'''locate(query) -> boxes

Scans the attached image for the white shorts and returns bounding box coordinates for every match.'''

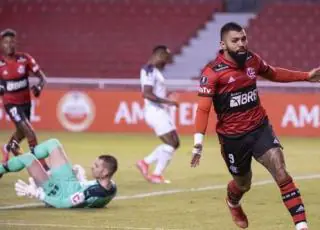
[144,106,176,136]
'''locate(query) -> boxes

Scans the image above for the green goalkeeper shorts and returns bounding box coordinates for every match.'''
[42,163,82,199]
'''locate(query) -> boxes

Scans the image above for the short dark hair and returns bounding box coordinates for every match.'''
[0,28,17,39]
[99,154,118,177]
[220,22,243,40]
[152,45,169,54]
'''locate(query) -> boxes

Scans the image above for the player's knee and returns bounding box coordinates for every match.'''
[235,178,252,192]
[45,138,62,152]
[19,153,37,167]
[238,183,251,193]
[48,138,61,147]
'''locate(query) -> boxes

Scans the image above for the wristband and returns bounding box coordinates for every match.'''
[194,133,204,145]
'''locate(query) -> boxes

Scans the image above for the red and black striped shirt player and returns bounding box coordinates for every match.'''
[0,29,49,171]
[190,22,320,230]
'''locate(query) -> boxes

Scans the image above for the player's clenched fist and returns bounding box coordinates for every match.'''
[31,84,42,97]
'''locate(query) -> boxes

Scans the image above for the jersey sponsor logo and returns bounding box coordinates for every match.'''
[246,67,256,79]
[6,78,28,92]
[198,86,212,95]
[199,75,208,86]
[57,91,95,132]
[230,88,258,108]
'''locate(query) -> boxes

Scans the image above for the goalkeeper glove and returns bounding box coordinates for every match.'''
[15,177,45,200]
[72,164,87,183]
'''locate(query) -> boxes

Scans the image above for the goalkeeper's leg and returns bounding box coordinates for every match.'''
[0,139,70,184]
[33,138,75,183]
[0,153,49,184]
[33,138,70,169]
[5,138,71,170]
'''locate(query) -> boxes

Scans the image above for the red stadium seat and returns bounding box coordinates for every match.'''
[0,0,222,78]
[247,2,319,75]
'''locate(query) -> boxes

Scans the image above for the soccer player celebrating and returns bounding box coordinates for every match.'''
[0,138,117,208]
[191,22,320,230]
[136,45,180,184]
[0,29,49,170]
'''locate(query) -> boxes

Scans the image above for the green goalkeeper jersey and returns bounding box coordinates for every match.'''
[42,179,117,209]
[74,180,117,208]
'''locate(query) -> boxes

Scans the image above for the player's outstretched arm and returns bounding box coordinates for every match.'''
[191,97,212,168]
[260,66,311,82]
[306,67,320,82]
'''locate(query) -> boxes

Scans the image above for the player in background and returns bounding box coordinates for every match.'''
[190,22,320,230]
[136,45,180,184]
[0,138,117,208]
[0,29,49,170]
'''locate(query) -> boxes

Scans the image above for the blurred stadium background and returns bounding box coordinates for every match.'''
[0,0,320,229]
[0,0,319,79]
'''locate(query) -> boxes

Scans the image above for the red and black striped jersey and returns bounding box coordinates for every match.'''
[198,50,270,136]
[0,52,40,105]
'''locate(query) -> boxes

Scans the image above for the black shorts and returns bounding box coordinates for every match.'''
[218,119,282,176]
[4,103,31,125]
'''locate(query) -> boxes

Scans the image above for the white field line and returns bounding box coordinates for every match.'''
[0,221,184,230]
[0,174,318,229]
[0,173,319,211]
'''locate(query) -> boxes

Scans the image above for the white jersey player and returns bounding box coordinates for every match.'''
[136,45,180,184]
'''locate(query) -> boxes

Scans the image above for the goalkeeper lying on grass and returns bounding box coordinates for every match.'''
[0,139,117,208]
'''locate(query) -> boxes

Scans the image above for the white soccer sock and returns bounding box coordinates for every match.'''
[153,144,175,176]
[296,222,308,230]
[144,145,163,165]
